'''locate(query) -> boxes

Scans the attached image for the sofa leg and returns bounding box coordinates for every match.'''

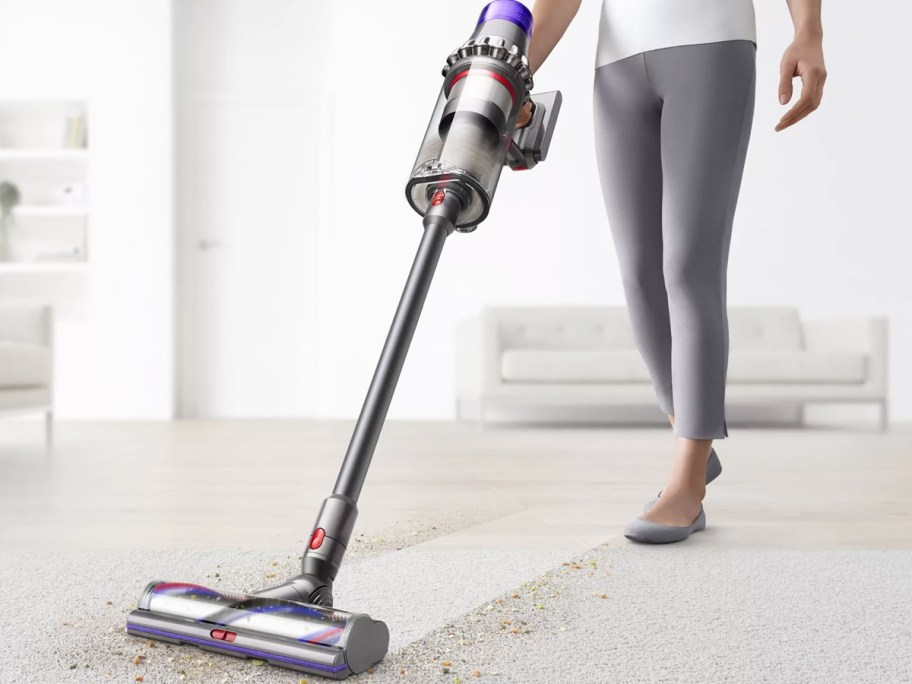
[45,411,54,446]
[879,401,889,432]
[797,404,806,427]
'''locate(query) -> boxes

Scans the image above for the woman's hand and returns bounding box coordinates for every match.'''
[776,33,827,132]
[515,100,534,129]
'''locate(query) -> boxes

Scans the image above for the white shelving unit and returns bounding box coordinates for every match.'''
[0,261,88,273]
[14,206,88,218]
[0,148,88,161]
[0,100,89,273]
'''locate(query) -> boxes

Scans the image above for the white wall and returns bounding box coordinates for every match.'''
[173,0,331,417]
[6,1,904,421]
[312,0,912,421]
[0,0,174,418]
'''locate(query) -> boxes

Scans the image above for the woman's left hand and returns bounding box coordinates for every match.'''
[776,34,827,132]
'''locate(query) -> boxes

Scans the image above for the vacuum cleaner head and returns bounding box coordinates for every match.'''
[127,581,388,679]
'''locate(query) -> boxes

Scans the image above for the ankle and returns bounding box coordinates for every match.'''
[662,481,706,500]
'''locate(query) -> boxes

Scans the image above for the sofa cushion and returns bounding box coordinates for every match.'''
[502,349,651,383]
[728,351,867,384]
[728,307,804,350]
[502,349,867,385]
[0,341,52,388]
[498,308,636,351]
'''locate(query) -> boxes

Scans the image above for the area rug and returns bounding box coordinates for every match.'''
[2,523,909,683]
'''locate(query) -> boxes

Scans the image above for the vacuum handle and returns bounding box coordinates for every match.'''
[506,90,563,171]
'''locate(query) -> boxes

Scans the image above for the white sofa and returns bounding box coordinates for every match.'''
[455,306,889,429]
[0,305,54,443]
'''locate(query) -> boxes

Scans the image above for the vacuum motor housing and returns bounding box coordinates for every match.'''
[406,0,536,231]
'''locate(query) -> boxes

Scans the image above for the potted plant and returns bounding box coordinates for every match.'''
[0,181,22,261]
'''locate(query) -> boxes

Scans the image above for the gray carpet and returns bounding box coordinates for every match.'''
[0,510,565,684]
[387,543,912,683]
[2,529,910,683]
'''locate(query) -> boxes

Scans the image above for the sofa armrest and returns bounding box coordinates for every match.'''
[804,316,888,395]
[455,309,501,397]
[0,304,53,347]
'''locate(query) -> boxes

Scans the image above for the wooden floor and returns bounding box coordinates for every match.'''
[0,420,910,553]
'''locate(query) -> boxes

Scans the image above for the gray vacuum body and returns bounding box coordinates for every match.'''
[127,1,559,678]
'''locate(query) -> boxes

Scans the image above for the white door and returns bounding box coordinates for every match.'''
[179,96,318,417]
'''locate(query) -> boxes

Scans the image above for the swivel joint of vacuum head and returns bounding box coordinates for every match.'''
[302,495,358,581]
[253,494,360,606]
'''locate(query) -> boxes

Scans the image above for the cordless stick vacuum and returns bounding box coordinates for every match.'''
[126,1,561,678]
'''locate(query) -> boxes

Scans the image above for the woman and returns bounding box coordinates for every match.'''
[517,0,827,543]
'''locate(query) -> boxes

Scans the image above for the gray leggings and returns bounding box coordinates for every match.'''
[593,40,756,440]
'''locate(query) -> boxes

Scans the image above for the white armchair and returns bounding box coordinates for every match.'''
[0,304,54,444]
[455,306,889,429]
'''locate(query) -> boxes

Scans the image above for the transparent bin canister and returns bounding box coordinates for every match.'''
[406,56,525,230]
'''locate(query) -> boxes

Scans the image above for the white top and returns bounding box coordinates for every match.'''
[595,0,757,68]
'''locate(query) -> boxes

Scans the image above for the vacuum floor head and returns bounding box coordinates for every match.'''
[127,581,388,679]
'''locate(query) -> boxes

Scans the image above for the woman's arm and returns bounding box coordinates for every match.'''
[526,0,583,75]
[776,0,827,131]
[515,0,582,127]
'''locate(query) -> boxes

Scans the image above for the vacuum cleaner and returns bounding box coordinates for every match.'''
[126,1,561,678]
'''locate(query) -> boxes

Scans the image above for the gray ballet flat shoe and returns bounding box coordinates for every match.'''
[643,448,722,512]
[624,506,706,545]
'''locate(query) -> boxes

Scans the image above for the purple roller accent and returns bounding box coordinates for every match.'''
[218,605,344,644]
[223,603,333,621]
[126,623,348,673]
[477,1,533,36]
[153,582,222,598]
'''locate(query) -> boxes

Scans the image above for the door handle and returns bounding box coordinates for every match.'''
[198,239,227,251]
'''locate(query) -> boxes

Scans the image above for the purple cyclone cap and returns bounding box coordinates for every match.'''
[477,0,534,36]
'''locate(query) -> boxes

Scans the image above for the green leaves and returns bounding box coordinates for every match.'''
[0,181,20,214]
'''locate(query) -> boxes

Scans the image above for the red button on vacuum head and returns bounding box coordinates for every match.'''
[210,629,226,640]
[309,527,326,550]
[222,631,237,642]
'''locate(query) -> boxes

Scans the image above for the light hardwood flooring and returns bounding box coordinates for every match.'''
[0,420,910,553]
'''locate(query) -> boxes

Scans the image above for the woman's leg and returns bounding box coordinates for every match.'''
[643,40,756,525]
[655,39,756,440]
[593,55,674,416]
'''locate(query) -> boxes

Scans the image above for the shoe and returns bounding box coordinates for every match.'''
[623,506,706,544]
[643,448,721,512]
